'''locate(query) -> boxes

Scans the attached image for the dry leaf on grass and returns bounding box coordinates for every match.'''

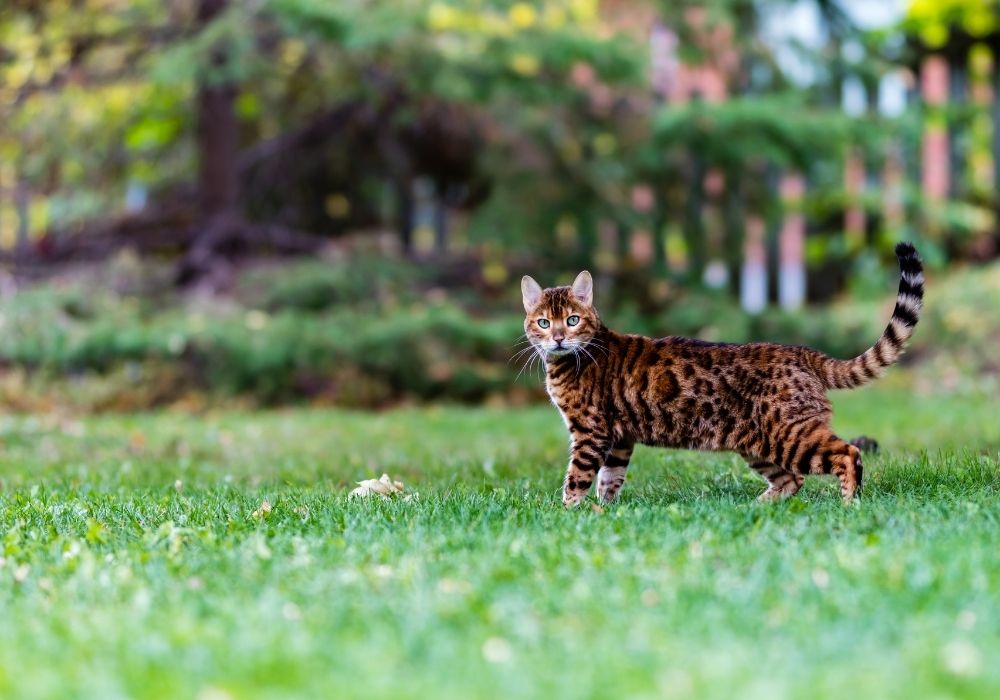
[251,499,272,518]
[349,474,417,501]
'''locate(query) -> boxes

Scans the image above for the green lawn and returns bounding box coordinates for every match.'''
[1,386,999,699]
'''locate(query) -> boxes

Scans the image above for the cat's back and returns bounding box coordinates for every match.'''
[613,333,825,399]
[643,334,817,370]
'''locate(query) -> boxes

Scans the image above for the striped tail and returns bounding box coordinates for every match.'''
[817,242,924,390]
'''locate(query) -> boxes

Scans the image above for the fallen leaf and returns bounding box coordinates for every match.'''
[350,473,414,500]
[251,499,272,518]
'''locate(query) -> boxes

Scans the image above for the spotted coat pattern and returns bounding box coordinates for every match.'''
[521,243,924,507]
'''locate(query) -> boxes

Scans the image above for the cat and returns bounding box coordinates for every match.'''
[519,243,923,507]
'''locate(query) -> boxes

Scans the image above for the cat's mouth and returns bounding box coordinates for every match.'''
[544,342,577,357]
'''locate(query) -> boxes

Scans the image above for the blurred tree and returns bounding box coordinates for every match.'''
[1,0,643,276]
[0,0,992,293]
[196,0,238,222]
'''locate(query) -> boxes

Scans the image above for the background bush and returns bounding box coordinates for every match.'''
[0,253,995,411]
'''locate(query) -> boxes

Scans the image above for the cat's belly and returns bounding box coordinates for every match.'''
[641,434,726,452]
[627,415,729,452]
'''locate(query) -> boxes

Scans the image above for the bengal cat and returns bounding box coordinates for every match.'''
[520,243,924,507]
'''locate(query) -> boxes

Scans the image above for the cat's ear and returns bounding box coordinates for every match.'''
[521,275,543,312]
[571,270,593,306]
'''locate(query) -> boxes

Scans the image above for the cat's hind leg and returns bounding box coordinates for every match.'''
[597,441,634,503]
[778,424,863,502]
[746,459,804,502]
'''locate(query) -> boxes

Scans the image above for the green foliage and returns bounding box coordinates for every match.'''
[0,254,996,409]
[649,97,854,171]
[239,256,430,312]
[1,0,993,279]
[0,261,525,407]
[905,0,1000,48]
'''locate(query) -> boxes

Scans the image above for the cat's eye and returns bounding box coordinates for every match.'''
[537,318,551,329]
[567,315,580,327]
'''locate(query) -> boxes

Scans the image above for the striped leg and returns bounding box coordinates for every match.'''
[562,431,612,508]
[778,425,864,503]
[833,441,864,502]
[597,441,634,503]
[747,459,803,502]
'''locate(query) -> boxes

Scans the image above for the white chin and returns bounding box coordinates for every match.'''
[547,347,572,356]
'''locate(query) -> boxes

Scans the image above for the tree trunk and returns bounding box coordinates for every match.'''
[171,0,240,285]
[196,0,238,222]
[396,178,414,254]
[15,178,30,258]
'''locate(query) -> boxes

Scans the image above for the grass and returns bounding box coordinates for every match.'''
[1,385,999,699]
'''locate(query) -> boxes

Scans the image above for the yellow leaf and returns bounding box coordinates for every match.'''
[593,132,617,157]
[543,6,567,29]
[509,53,540,77]
[570,0,598,23]
[325,193,351,218]
[509,3,538,29]
[428,3,458,31]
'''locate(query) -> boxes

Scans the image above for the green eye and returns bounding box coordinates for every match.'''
[537,318,550,329]
[567,315,580,326]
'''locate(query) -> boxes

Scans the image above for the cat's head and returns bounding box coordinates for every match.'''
[521,271,600,357]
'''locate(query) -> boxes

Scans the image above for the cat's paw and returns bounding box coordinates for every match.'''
[562,490,586,508]
[756,487,784,503]
[596,467,626,503]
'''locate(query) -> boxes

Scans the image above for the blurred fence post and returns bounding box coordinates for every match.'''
[844,148,865,249]
[948,58,966,196]
[778,173,805,310]
[921,55,950,205]
[125,182,149,214]
[683,155,706,283]
[882,143,905,237]
[740,215,767,313]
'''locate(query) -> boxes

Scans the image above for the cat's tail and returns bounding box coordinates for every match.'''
[814,242,924,390]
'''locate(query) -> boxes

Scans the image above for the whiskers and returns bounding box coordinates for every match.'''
[509,335,546,384]
[583,336,610,359]
[562,338,607,377]
[576,343,600,368]
[508,334,607,384]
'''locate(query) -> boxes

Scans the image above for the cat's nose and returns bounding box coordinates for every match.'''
[554,336,565,346]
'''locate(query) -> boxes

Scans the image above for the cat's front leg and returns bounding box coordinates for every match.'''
[597,441,634,503]
[562,430,611,508]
